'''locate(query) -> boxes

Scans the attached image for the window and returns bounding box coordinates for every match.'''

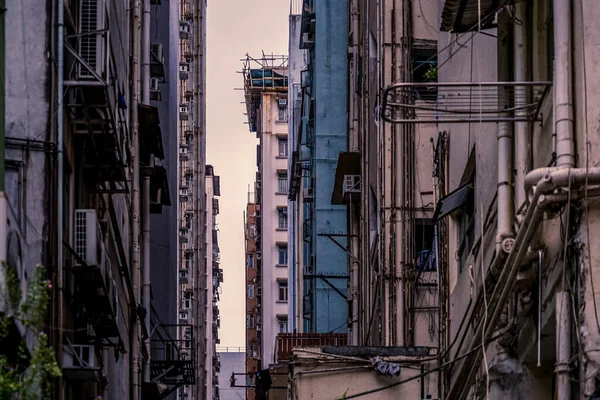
[180,269,188,279]
[185,253,192,270]
[180,311,188,320]
[247,344,254,357]
[411,44,438,99]
[278,138,288,157]
[277,173,288,194]
[184,291,192,309]
[248,254,254,268]
[278,281,288,302]
[277,245,288,265]
[414,220,436,271]
[248,284,254,299]
[278,317,288,333]
[277,106,288,122]
[278,207,288,230]
[247,314,255,329]
[249,223,256,237]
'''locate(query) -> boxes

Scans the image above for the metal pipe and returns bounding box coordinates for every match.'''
[56,0,65,396]
[497,10,514,251]
[537,250,542,367]
[554,0,574,168]
[130,0,141,397]
[141,0,151,384]
[514,0,531,210]
[348,0,360,346]
[0,0,6,266]
[556,291,572,400]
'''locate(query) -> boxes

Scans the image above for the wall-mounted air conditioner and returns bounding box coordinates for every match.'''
[77,0,107,80]
[74,209,105,267]
[180,187,188,196]
[179,62,190,80]
[179,103,190,121]
[278,98,287,107]
[150,43,164,64]
[343,175,361,194]
[179,20,190,39]
[150,77,161,101]
[63,344,96,369]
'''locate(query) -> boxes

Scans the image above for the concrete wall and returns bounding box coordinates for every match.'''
[218,350,247,400]
[260,93,289,366]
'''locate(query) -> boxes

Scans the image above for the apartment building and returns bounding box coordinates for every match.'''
[176,0,209,399]
[287,0,349,336]
[242,55,289,396]
[1,0,210,399]
[280,0,600,399]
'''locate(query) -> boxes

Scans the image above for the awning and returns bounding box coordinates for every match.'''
[432,182,473,223]
[331,152,361,205]
[440,0,500,33]
[138,104,165,160]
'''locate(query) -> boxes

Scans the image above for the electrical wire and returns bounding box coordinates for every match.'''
[343,334,502,399]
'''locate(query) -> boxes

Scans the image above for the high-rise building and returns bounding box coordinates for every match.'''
[242,55,289,398]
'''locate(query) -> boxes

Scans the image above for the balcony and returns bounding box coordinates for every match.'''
[276,333,347,363]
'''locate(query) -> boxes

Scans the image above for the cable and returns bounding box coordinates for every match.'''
[343,335,502,399]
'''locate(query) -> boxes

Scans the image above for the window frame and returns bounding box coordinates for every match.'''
[277,245,288,266]
[248,284,254,299]
[278,207,288,230]
[278,281,288,302]
[278,138,288,157]
[277,172,289,194]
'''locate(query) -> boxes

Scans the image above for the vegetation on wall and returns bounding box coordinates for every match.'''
[0,264,61,400]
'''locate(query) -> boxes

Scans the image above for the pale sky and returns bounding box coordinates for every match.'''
[207,0,290,348]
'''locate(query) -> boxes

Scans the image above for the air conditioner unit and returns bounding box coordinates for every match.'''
[179,62,190,80]
[74,209,105,267]
[180,104,190,121]
[151,43,164,64]
[302,187,313,201]
[77,0,107,80]
[63,344,96,369]
[180,188,188,196]
[304,264,313,275]
[150,78,161,101]
[150,78,160,91]
[179,20,190,39]
[343,174,361,194]
[278,98,287,107]
[180,146,188,155]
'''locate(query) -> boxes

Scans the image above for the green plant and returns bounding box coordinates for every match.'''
[0,264,61,400]
[424,65,438,82]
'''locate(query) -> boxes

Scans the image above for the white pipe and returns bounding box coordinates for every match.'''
[554,0,574,168]
[131,0,141,397]
[141,0,151,384]
[57,0,65,396]
[556,291,572,400]
[497,11,514,250]
[514,1,531,211]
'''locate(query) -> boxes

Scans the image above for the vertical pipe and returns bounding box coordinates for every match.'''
[514,1,531,211]
[556,291,571,400]
[497,11,514,250]
[553,0,574,168]
[0,0,5,265]
[141,0,151,384]
[537,250,542,367]
[130,0,141,397]
[348,0,360,346]
[56,0,65,397]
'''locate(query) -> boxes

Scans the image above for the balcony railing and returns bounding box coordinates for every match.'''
[276,333,347,362]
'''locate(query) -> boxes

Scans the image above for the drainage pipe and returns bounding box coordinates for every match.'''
[514,0,531,211]
[450,169,600,399]
[497,10,514,253]
[553,0,574,168]
[141,0,151,384]
[348,0,360,346]
[130,0,141,397]
[556,291,572,400]
[56,0,65,397]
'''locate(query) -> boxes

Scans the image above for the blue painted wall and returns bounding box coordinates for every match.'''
[309,0,349,333]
